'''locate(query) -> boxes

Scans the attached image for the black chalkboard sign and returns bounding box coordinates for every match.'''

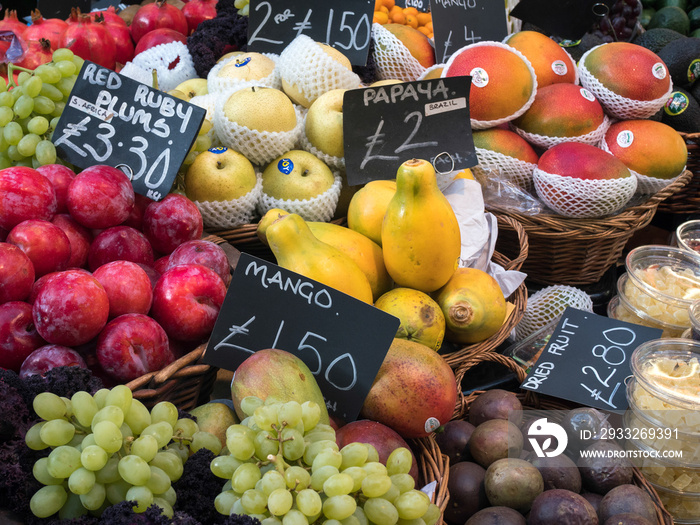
[430,0,509,64]
[509,0,616,41]
[203,253,400,422]
[394,0,431,11]
[37,0,90,20]
[520,307,663,411]
[343,76,476,186]
[52,61,206,202]
[247,0,374,66]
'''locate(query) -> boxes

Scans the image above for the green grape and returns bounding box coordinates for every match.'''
[130,434,158,463]
[80,433,97,450]
[17,133,41,157]
[7,145,26,161]
[33,391,67,421]
[51,100,65,117]
[40,83,64,102]
[343,466,367,493]
[284,465,311,490]
[301,401,322,431]
[145,465,171,495]
[227,423,256,440]
[353,506,369,525]
[323,494,357,521]
[33,95,55,115]
[382,483,400,504]
[30,485,68,518]
[80,482,106,511]
[365,444,379,463]
[141,420,173,448]
[386,448,413,476]
[190,430,222,455]
[0,91,12,107]
[118,455,151,486]
[363,461,388,477]
[165,443,189,463]
[239,3,249,15]
[23,75,43,98]
[276,401,302,428]
[253,429,278,460]
[296,488,323,516]
[17,71,31,85]
[362,472,393,498]
[92,420,123,454]
[106,478,131,505]
[94,388,110,409]
[234,0,248,8]
[36,64,62,84]
[281,427,305,461]
[126,485,154,513]
[363,497,399,525]
[161,485,177,507]
[40,418,76,447]
[324,473,355,497]
[340,442,369,470]
[259,469,286,496]
[53,47,75,62]
[59,492,88,520]
[228,432,255,461]
[68,466,96,495]
[0,76,6,92]
[240,396,264,417]
[421,503,441,525]
[182,150,198,166]
[149,451,184,482]
[73,55,85,70]
[232,462,261,493]
[13,94,34,119]
[47,445,82,479]
[124,398,151,435]
[390,473,415,493]
[282,509,309,525]
[254,403,280,431]
[304,428,337,444]
[105,384,133,414]
[211,455,244,479]
[35,139,57,165]
[91,405,124,429]
[10,86,24,104]
[152,496,175,518]
[304,439,339,466]
[71,391,98,428]
[33,457,64,486]
[394,490,430,520]
[311,465,339,491]
[266,487,293,516]
[95,456,121,484]
[0,106,13,126]
[215,490,239,515]
[241,488,267,514]
[81,444,109,471]
[57,76,76,98]
[56,59,77,78]
[199,118,213,135]
[194,134,212,152]
[150,401,178,427]
[313,448,343,471]
[174,417,198,438]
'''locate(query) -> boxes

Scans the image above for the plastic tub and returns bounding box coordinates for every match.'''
[676,219,700,255]
[623,245,700,328]
[690,300,700,342]
[648,480,700,524]
[609,283,687,338]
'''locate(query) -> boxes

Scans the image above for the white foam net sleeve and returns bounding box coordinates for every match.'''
[277,34,361,106]
[418,63,445,80]
[194,173,263,229]
[472,147,537,192]
[206,53,281,94]
[579,47,673,120]
[514,284,594,341]
[118,61,153,86]
[131,41,197,92]
[371,23,427,82]
[213,90,304,167]
[600,137,684,195]
[257,172,343,223]
[442,41,538,130]
[511,114,611,150]
[533,167,638,218]
[298,113,345,171]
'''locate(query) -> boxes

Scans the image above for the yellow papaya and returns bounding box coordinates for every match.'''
[434,267,506,344]
[381,158,461,293]
[346,179,397,246]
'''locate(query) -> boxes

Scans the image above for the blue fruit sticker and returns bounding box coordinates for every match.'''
[235,56,251,68]
[278,158,294,174]
[208,146,228,154]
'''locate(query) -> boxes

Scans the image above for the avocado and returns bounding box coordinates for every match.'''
[662,87,700,132]
[648,5,691,34]
[633,27,687,52]
[657,36,700,87]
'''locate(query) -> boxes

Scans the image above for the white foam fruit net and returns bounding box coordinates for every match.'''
[277,35,361,107]
[118,61,154,86]
[472,147,537,192]
[131,41,197,92]
[189,93,217,120]
[257,172,343,223]
[579,46,673,120]
[600,138,685,195]
[442,41,538,130]
[372,22,427,82]
[213,89,304,167]
[533,167,638,218]
[206,53,281,94]
[514,284,594,341]
[195,173,263,229]
[299,113,345,171]
[511,114,611,150]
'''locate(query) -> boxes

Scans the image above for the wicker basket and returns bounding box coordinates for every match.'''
[657,132,700,215]
[491,170,693,286]
[125,234,240,411]
[411,435,451,520]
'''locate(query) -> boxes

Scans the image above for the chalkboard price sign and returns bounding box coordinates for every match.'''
[394,0,431,10]
[53,61,206,201]
[247,0,374,65]
[520,307,663,411]
[430,0,509,64]
[343,76,476,186]
[203,253,400,422]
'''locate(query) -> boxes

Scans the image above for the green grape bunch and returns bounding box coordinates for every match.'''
[212,397,442,525]
[26,385,222,520]
[0,47,83,169]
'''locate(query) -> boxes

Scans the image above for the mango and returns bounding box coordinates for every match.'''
[189,401,239,448]
[374,287,445,350]
[434,267,507,345]
[359,338,458,439]
[381,158,461,293]
[231,348,329,424]
[347,179,397,246]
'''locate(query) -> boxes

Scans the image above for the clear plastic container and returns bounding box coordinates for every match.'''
[648,480,700,524]
[690,300,700,342]
[609,284,687,338]
[676,220,700,256]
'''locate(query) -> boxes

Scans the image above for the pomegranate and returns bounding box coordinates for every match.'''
[0,9,26,38]
[90,6,127,27]
[15,38,53,70]
[94,13,134,66]
[130,0,188,44]
[133,28,188,56]
[59,9,117,70]
[182,0,218,35]
[22,10,68,51]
